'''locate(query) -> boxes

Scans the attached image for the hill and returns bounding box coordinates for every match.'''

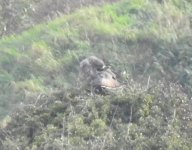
[0,0,192,149]
[0,0,192,118]
[0,0,118,37]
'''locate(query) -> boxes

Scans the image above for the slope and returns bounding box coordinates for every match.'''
[0,0,192,149]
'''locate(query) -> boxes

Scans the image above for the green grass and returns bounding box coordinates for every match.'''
[0,0,192,149]
[0,0,192,118]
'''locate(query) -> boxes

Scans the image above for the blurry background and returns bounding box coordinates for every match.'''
[0,0,192,149]
[0,0,192,122]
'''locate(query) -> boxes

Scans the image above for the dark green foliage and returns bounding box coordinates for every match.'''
[0,81,192,149]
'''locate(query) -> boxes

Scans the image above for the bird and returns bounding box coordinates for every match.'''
[79,56,120,94]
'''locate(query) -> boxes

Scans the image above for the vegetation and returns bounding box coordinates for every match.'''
[0,0,192,149]
[1,81,192,149]
[0,0,118,37]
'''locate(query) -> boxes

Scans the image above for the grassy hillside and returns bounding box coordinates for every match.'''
[0,0,192,118]
[0,0,119,37]
[0,0,192,149]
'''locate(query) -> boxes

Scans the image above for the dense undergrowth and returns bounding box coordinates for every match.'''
[0,0,192,149]
[1,80,192,149]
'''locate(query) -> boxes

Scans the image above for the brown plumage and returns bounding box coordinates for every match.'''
[79,56,120,93]
[79,56,105,84]
[100,70,120,88]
